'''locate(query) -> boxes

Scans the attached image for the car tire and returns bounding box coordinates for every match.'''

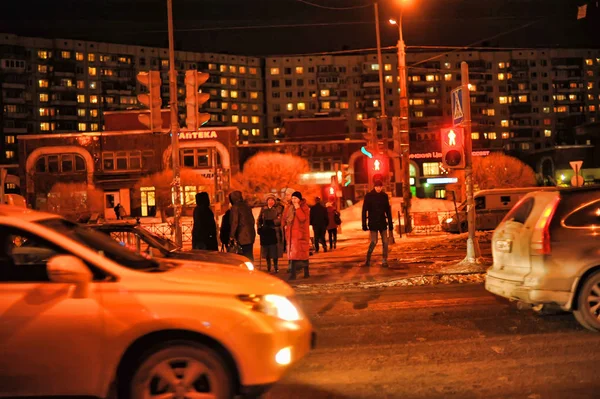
[573,271,600,332]
[127,341,234,399]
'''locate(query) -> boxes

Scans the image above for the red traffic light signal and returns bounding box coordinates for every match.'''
[440,127,465,169]
[367,155,389,183]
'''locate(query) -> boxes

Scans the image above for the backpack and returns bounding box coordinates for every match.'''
[334,210,342,225]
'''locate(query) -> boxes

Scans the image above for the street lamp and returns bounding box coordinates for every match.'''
[390,2,412,233]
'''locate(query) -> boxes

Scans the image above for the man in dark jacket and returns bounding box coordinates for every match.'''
[192,192,218,251]
[309,197,329,253]
[361,180,393,267]
[229,190,256,261]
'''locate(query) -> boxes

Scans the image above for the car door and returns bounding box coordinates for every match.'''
[0,226,105,397]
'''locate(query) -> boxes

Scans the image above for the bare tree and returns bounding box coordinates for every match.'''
[137,168,211,222]
[231,152,322,206]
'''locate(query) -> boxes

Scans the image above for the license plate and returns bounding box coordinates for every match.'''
[495,240,512,253]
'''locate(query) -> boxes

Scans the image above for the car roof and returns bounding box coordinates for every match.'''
[0,205,62,222]
[474,187,557,196]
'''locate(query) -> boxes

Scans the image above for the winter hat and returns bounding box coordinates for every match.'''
[291,191,303,200]
[374,179,383,187]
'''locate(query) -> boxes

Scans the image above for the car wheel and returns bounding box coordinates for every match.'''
[128,341,234,399]
[573,271,600,332]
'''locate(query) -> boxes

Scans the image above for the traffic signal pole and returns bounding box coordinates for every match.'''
[167,0,183,247]
[461,61,481,262]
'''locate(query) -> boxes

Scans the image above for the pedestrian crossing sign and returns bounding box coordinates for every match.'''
[451,87,464,126]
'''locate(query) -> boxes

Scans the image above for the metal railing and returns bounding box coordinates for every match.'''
[409,211,455,234]
[141,221,194,244]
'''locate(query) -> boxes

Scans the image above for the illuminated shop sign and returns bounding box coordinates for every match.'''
[179,131,218,140]
[409,150,490,160]
[426,177,459,184]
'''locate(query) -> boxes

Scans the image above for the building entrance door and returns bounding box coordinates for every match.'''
[104,191,120,219]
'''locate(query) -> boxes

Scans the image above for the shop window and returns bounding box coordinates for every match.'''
[140,187,156,217]
[423,162,440,176]
[181,148,211,169]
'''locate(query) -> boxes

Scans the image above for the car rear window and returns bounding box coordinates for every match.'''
[563,199,600,228]
[502,197,534,224]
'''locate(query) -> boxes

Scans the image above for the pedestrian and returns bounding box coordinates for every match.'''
[191,192,218,251]
[361,179,393,267]
[309,196,329,253]
[325,198,341,250]
[229,190,256,261]
[284,191,311,280]
[114,203,122,220]
[257,195,283,273]
[219,206,231,252]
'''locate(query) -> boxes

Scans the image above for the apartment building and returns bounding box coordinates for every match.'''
[0,32,264,166]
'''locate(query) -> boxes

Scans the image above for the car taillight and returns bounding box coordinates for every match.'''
[531,196,560,255]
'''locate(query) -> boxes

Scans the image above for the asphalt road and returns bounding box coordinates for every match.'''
[264,283,600,399]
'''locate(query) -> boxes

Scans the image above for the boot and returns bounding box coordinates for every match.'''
[304,262,310,278]
[266,259,272,273]
[274,259,279,273]
[289,261,297,280]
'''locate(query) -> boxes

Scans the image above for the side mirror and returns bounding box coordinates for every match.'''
[47,255,93,299]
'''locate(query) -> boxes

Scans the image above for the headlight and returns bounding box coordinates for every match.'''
[238,294,301,321]
[243,261,254,271]
[445,218,454,224]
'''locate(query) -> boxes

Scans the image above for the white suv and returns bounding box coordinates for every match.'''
[0,206,313,398]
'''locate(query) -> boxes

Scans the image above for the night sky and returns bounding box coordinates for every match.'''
[2,0,599,56]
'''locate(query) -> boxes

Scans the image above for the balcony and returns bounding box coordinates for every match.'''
[2,82,26,90]
[3,127,27,134]
[3,97,25,104]
[362,81,380,88]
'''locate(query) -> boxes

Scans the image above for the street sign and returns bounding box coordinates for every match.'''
[571,175,584,187]
[451,87,464,126]
[569,160,583,172]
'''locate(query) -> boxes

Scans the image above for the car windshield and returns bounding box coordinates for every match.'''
[38,218,163,271]
[138,228,179,252]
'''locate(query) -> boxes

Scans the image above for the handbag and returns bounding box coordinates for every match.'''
[227,239,244,255]
[333,211,342,225]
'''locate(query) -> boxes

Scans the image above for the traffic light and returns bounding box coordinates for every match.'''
[361,118,378,152]
[440,127,465,169]
[341,164,351,187]
[367,155,389,183]
[137,71,162,132]
[185,70,211,131]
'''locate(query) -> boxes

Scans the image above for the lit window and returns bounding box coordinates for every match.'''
[38,50,49,59]
[89,81,97,89]
[37,65,47,73]
[250,129,260,136]
[61,78,73,87]
[270,67,280,75]
[423,162,440,176]
[287,103,294,111]
[371,64,380,71]
[78,123,87,132]
[340,102,349,109]
[231,115,239,123]
[544,129,552,137]
[38,79,48,88]
[88,67,97,76]
[220,77,227,85]
[499,96,508,104]
[373,100,379,107]
[239,66,246,74]
[444,73,452,81]
[385,75,393,83]
[250,92,258,99]
[426,75,435,82]
[586,59,594,66]
[322,102,331,109]
[5,136,15,144]
[410,99,424,105]
[61,51,71,59]
[252,116,260,124]
[88,53,95,62]
[501,120,509,127]
[90,109,99,117]
[472,132,480,140]
[40,122,51,131]
[555,106,567,113]
[356,113,364,120]
[590,105,597,112]
[488,132,497,140]
[296,66,304,74]
[220,65,227,72]
[544,118,551,125]
[468,84,476,92]
[252,104,259,111]
[320,89,330,97]
[230,91,238,99]
[230,78,237,85]
[78,109,86,117]
[221,102,229,110]
[90,95,98,104]
[487,109,495,116]
[502,132,510,139]
[90,123,99,131]
[298,102,306,110]
[543,107,550,113]
[5,151,14,159]
[498,62,506,68]
[241,116,249,123]
[521,143,530,150]
[229,65,237,73]
[76,80,85,89]
[221,90,229,98]
[518,95,528,103]
[384,64,392,71]
[411,75,421,82]
[414,111,423,117]
[498,73,505,80]
[444,62,451,69]
[249,67,257,75]
[39,94,49,102]
[588,82,594,90]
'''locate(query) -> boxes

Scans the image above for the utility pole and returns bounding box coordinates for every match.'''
[461,61,481,262]
[396,9,412,233]
[167,0,182,247]
[373,2,389,154]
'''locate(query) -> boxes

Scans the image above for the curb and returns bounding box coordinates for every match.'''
[292,272,486,293]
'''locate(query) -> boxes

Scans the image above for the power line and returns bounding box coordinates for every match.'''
[294,0,373,10]
[140,21,372,34]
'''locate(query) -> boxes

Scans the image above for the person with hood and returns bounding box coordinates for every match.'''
[192,192,218,251]
[219,205,231,252]
[326,198,341,250]
[284,191,311,280]
[257,195,283,273]
[229,190,256,261]
[361,179,393,267]
[309,197,329,253]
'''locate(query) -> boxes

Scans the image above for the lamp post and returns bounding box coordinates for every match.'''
[167,0,183,247]
[390,4,412,233]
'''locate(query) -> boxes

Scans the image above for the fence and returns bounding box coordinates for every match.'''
[406,211,456,235]
[141,221,194,244]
